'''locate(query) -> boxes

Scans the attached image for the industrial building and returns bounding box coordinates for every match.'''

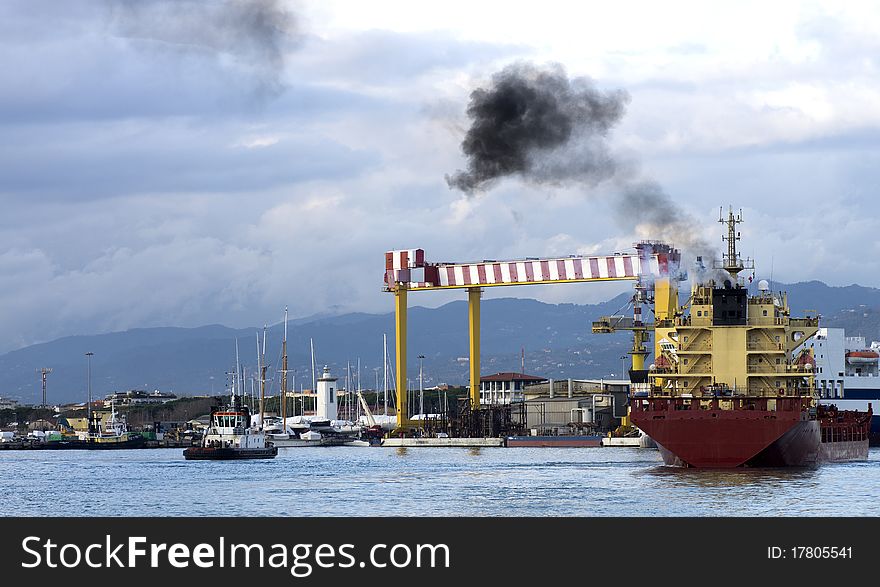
[517,378,630,435]
[478,372,546,405]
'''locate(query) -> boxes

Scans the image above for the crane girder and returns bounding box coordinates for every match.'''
[384,247,679,292]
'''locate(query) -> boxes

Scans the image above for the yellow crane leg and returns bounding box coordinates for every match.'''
[624,330,649,429]
[468,287,481,410]
[395,286,408,430]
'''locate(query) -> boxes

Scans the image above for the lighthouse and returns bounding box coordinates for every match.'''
[316,365,338,421]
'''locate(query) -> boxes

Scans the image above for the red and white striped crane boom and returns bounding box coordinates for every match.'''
[382,243,681,431]
[384,246,677,291]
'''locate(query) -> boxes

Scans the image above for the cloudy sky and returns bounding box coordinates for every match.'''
[2,0,880,353]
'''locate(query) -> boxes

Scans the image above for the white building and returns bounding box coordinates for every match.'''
[0,396,19,410]
[478,372,546,405]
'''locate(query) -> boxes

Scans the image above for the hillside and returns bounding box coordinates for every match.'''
[2,279,879,404]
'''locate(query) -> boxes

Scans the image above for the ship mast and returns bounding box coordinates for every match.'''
[718,206,748,277]
[383,333,388,415]
[234,338,241,406]
[281,307,288,430]
[259,326,267,430]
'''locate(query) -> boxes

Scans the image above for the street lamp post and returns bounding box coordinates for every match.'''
[418,354,425,417]
[85,352,94,433]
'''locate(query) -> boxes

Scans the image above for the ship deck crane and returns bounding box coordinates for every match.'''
[383,242,681,431]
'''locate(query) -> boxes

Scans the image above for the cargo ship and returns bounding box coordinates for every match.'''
[629,208,871,468]
[811,329,880,445]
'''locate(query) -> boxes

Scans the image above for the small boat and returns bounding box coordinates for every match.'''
[184,349,277,460]
[845,350,880,365]
[183,398,277,460]
[44,400,146,450]
[43,352,146,450]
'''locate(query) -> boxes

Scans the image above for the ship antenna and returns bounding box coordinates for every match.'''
[719,206,743,276]
[717,205,754,280]
[770,255,774,291]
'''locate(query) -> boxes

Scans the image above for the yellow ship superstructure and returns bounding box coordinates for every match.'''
[632,208,824,467]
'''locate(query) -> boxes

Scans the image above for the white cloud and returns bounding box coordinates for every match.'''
[2,0,880,353]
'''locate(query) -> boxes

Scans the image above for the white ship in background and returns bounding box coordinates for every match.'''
[811,327,880,445]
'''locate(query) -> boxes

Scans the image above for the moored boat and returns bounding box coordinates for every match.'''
[812,331,880,446]
[44,397,145,450]
[817,403,872,462]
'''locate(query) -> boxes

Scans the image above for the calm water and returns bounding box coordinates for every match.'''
[3,447,879,517]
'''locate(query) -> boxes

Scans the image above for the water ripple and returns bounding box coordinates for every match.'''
[2,447,878,516]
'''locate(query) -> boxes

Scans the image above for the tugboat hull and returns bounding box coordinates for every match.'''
[183,446,278,460]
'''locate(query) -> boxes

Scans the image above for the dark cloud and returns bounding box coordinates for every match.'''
[446,62,629,194]
[107,0,301,98]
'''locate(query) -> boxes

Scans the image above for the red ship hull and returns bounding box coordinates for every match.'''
[817,404,872,462]
[631,396,819,468]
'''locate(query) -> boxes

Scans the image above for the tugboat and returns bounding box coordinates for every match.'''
[45,400,146,449]
[184,360,277,460]
[43,351,146,450]
[183,397,277,460]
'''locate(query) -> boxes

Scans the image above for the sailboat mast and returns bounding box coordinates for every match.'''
[234,338,241,405]
[383,333,388,415]
[259,327,267,429]
[281,307,288,429]
[310,338,316,397]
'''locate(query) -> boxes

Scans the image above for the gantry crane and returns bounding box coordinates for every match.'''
[383,242,682,430]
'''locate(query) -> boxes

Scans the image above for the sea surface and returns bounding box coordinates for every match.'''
[3,447,879,517]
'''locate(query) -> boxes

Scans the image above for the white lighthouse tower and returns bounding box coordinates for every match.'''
[316,365,338,421]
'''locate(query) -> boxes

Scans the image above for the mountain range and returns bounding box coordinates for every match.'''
[3,279,880,405]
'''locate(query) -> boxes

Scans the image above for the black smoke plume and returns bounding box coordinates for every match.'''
[107,0,299,97]
[446,62,629,194]
[615,179,731,283]
[447,62,724,279]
